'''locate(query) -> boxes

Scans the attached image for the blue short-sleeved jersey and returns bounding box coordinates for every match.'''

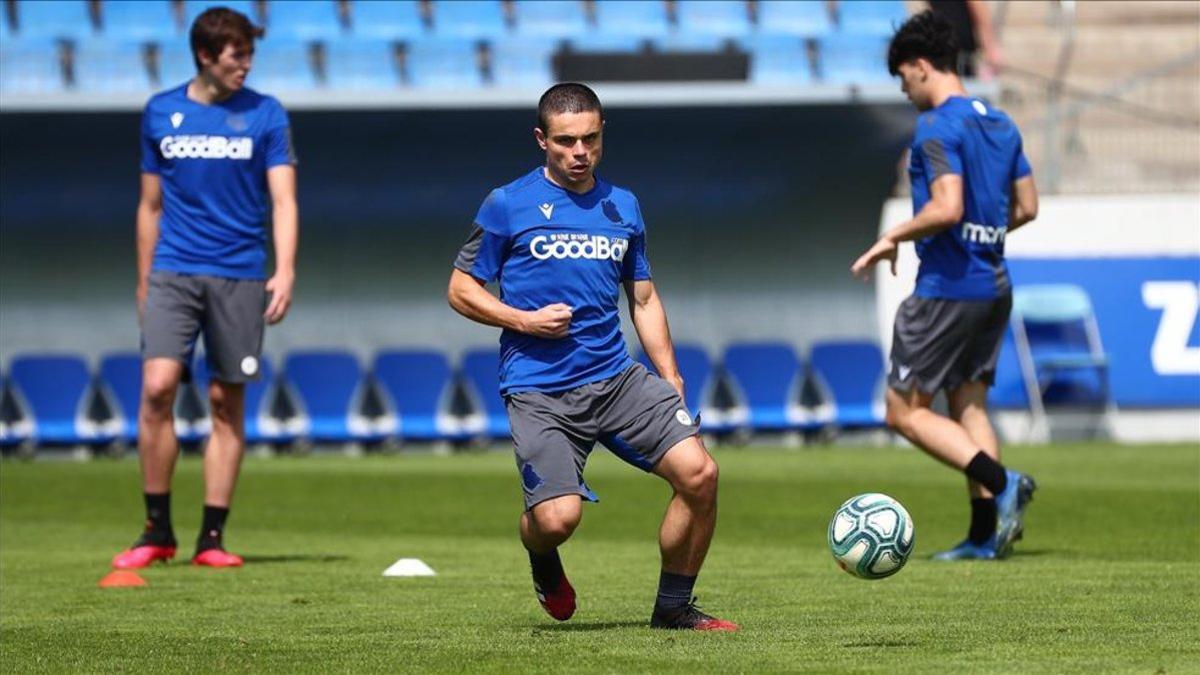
[141,83,296,280]
[454,168,652,395]
[908,96,1032,300]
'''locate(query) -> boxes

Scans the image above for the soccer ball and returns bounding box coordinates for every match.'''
[828,493,915,580]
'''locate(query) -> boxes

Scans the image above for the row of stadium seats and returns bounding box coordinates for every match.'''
[0,340,889,449]
[0,32,889,93]
[1,1,907,42]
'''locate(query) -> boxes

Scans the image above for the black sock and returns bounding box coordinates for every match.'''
[968,498,998,545]
[139,492,174,544]
[964,451,1008,495]
[196,505,230,551]
[655,571,697,611]
[528,548,564,590]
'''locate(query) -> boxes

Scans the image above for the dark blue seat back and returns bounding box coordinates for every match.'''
[721,342,802,431]
[809,340,885,427]
[461,348,509,437]
[283,350,363,441]
[636,343,713,414]
[373,349,453,441]
[9,353,94,443]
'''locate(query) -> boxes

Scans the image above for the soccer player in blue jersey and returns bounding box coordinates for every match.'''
[852,11,1040,560]
[448,84,737,631]
[112,7,298,570]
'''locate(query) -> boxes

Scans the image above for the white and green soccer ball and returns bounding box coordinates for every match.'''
[828,493,915,580]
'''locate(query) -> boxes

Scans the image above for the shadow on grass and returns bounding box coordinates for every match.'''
[240,554,350,564]
[533,620,648,632]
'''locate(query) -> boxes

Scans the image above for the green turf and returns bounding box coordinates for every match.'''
[2,443,1198,673]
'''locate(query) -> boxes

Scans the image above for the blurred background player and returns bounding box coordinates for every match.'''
[851,10,1039,560]
[447,84,736,631]
[112,6,298,569]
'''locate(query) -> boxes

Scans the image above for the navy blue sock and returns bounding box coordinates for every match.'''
[968,498,997,545]
[655,571,696,610]
[196,505,229,551]
[965,451,1008,495]
[527,548,563,590]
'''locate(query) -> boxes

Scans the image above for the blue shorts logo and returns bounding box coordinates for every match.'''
[522,463,544,491]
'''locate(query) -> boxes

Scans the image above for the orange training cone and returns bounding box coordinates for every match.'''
[99,570,147,588]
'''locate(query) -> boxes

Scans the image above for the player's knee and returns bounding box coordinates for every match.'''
[207,386,244,427]
[531,503,581,543]
[141,376,177,416]
[678,456,719,505]
[885,402,912,436]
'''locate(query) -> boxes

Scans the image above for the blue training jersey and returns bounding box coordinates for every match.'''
[454,168,652,396]
[141,83,296,280]
[908,95,1032,300]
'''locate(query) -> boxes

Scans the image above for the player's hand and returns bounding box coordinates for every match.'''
[522,303,573,338]
[851,237,898,281]
[264,270,295,324]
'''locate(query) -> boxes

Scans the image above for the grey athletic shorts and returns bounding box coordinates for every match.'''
[141,270,267,383]
[505,362,700,510]
[888,293,1012,395]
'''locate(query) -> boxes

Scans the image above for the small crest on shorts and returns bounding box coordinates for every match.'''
[897,364,911,381]
[240,356,259,376]
[675,409,693,426]
[170,112,184,129]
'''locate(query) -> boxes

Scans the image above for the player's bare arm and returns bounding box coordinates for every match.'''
[1007,175,1039,234]
[135,172,163,317]
[265,165,298,324]
[851,174,964,280]
[623,278,685,402]
[447,268,572,338]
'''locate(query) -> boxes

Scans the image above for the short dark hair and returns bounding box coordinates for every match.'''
[886,10,958,76]
[190,6,264,71]
[537,83,604,133]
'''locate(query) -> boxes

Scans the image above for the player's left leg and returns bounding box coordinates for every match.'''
[193,379,246,567]
[951,381,1001,547]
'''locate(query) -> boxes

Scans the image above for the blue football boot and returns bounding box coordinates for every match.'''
[931,537,999,561]
[995,469,1037,558]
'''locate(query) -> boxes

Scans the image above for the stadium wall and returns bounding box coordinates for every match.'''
[0,103,914,365]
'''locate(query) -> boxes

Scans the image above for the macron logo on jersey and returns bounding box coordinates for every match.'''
[160,135,254,160]
[530,233,628,262]
[962,222,1007,245]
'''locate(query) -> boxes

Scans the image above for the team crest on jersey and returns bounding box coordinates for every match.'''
[170,112,184,129]
[601,199,623,223]
[227,113,248,131]
[538,202,554,220]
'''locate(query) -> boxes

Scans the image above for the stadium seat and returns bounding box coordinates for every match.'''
[740,33,812,85]
[347,0,423,39]
[191,355,295,444]
[72,38,152,93]
[720,342,810,432]
[155,41,194,87]
[0,37,66,94]
[263,0,344,41]
[566,33,645,54]
[674,0,751,38]
[324,37,400,89]
[593,0,669,38]
[372,349,461,442]
[247,38,317,91]
[0,373,33,449]
[489,37,556,88]
[635,343,727,432]
[651,32,730,53]
[429,0,507,39]
[13,0,95,40]
[757,0,833,37]
[460,349,510,439]
[837,0,908,36]
[7,354,114,446]
[99,0,180,41]
[183,0,260,27]
[282,350,383,443]
[809,340,886,429]
[97,352,215,446]
[815,34,889,83]
[404,37,483,88]
[512,0,587,39]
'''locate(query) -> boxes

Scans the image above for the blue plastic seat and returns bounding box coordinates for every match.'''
[675,0,751,37]
[809,340,886,429]
[816,33,889,83]
[721,342,809,432]
[567,33,645,54]
[0,37,65,93]
[741,33,811,85]
[72,37,151,93]
[489,37,555,88]
[758,0,832,37]
[373,350,460,442]
[651,32,729,53]
[14,0,95,40]
[430,0,507,39]
[182,0,260,27]
[837,0,908,36]
[8,354,111,446]
[460,349,510,439]
[155,41,194,87]
[283,350,379,443]
[263,0,344,41]
[192,355,293,444]
[324,37,399,89]
[100,0,180,41]
[97,353,143,445]
[593,0,669,38]
[513,0,587,39]
[348,0,423,39]
[405,37,483,88]
[248,38,317,91]
[635,343,729,432]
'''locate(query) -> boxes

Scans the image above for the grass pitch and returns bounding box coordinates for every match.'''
[2,442,1197,673]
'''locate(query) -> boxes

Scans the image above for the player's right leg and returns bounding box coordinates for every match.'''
[521,495,582,621]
